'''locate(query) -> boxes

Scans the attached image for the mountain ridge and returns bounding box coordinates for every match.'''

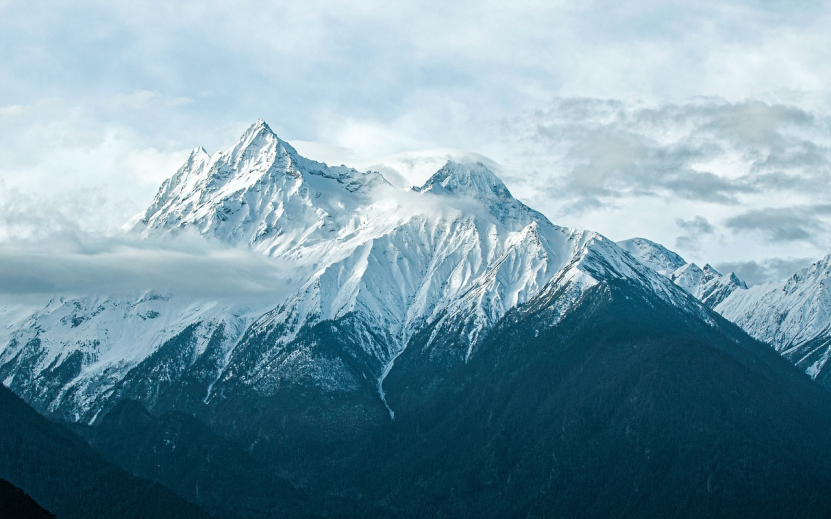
[2,121,710,425]
[3,120,831,516]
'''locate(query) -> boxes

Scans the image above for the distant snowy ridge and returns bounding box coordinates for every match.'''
[618,237,831,386]
[617,237,747,308]
[716,254,831,384]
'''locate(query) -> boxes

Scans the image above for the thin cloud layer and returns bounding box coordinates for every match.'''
[724,205,831,243]
[0,231,296,299]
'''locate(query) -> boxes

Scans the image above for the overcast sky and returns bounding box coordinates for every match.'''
[2,0,831,288]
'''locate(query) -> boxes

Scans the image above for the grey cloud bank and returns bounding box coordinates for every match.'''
[675,216,716,250]
[498,97,831,271]
[0,232,294,299]
[724,205,831,243]
[715,257,817,287]
[503,99,829,206]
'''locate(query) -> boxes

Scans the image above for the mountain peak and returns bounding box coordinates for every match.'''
[236,119,274,146]
[234,119,299,158]
[617,237,749,307]
[417,161,513,200]
[182,146,209,169]
[133,119,391,244]
[726,272,748,289]
[245,118,274,136]
[813,253,831,272]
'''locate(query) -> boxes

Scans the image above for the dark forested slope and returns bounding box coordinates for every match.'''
[0,384,210,519]
[0,478,55,519]
[356,280,831,517]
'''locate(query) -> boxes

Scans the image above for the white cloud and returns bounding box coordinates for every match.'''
[0,105,23,117]
[291,141,501,189]
[0,96,198,233]
[116,147,191,188]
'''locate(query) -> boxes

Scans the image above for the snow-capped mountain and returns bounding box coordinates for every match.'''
[617,237,831,386]
[6,120,831,517]
[618,237,747,308]
[716,255,831,385]
[0,292,268,421]
[616,238,687,277]
[130,120,392,260]
[0,121,709,423]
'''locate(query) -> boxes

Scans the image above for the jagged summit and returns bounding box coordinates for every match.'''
[717,252,831,383]
[617,237,747,308]
[620,236,831,385]
[232,119,304,167]
[243,118,275,137]
[188,146,209,160]
[783,253,831,292]
[130,120,391,251]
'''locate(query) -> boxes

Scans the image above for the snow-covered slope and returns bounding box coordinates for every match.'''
[617,238,687,276]
[618,237,747,308]
[1,122,714,422]
[671,263,747,309]
[716,255,831,384]
[0,293,268,421]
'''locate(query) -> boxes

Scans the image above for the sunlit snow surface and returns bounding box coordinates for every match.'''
[0,121,708,421]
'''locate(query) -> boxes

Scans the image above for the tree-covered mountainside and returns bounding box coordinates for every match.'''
[0,385,210,519]
[0,478,55,519]
[76,399,310,519]
[360,279,831,517]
